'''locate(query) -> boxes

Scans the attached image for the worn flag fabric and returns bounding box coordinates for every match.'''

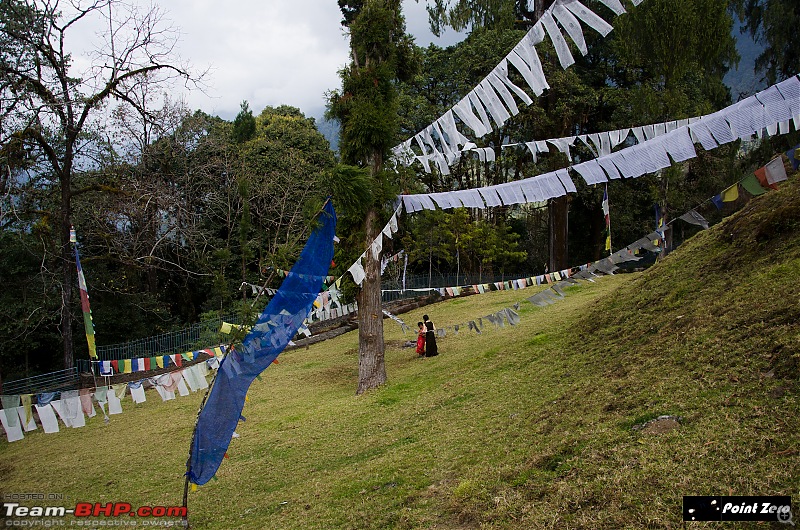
[74,244,98,359]
[188,202,337,486]
[740,174,768,196]
[764,156,788,185]
[721,184,739,203]
[679,210,710,229]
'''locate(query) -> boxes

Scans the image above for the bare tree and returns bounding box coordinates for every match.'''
[0,0,202,369]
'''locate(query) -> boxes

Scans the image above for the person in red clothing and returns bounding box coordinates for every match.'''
[415,321,426,356]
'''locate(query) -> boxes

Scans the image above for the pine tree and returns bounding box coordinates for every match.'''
[327,0,417,394]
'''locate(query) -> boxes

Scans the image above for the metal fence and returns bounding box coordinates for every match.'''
[95,313,242,360]
[380,271,543,302]
[13,270,549,385]
[2,368,80,396]
[70,313,247,373]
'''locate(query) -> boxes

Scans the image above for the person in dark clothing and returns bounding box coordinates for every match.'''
[423,314,438,357]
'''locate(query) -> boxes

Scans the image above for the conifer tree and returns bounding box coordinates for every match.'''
[328,0,417,393]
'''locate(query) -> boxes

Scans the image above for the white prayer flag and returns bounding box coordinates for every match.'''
[765,157,788,184]
[348,258,366,286]
[0,409,24,442]
[34,404,60,433]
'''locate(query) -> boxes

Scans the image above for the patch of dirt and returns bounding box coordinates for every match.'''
[385,339,415,349]
[633,415,683,435]
[641,418,681,435]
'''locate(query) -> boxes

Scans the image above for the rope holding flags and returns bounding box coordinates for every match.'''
[391,0,648,174]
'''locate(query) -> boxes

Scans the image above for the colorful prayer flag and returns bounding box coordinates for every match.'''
[721,184,739,202]
[602,185,611,252]
[73,238,98,360]
[740,174,768,196]
[754,167,778,190]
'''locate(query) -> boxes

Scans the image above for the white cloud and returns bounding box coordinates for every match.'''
[165,0,466,120]
[64,0,466,121]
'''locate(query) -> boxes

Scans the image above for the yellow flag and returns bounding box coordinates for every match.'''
[156,356,164,369]
[112,384,127,399]
[86,335,98,359]
[721,184,739,202]
[21,394,33,425]
[220,322,233,334]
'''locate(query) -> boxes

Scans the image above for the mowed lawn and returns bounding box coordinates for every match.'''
[2,182,799,530]
[2,278,634,528]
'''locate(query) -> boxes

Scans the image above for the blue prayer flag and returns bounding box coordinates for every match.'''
[188,201,336,485]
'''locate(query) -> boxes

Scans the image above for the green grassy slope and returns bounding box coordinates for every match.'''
[1,177,798,529]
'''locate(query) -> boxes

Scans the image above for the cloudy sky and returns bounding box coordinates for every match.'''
[152,0,466,122]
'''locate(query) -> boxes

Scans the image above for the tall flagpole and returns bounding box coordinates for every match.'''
[71,227,98,361]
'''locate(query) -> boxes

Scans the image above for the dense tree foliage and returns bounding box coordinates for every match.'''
[0,0,197,369]
[396,0,742,272]
[735,0,800,84]
[1,0,797,386]
[1,102,335,382]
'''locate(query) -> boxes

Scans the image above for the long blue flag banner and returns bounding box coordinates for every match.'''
[188,201,337,485]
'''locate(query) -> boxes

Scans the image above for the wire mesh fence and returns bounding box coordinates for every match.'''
[2,368,80,396]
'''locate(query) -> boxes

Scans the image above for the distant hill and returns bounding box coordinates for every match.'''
[315,117,340,153]
[725,19,768,100]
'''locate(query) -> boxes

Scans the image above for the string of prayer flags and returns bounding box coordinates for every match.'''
[346,203,402,287]
[396,76,799,210]
[391,0,643,173]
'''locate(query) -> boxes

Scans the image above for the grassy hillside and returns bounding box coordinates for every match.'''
[1,177,798,529]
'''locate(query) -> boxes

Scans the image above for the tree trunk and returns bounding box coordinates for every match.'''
[356,206,386,394]
[548,195,569,272]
